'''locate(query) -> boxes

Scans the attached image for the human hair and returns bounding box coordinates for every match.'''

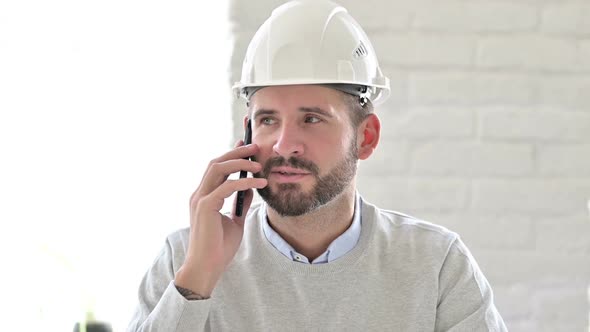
[339,91,374,129]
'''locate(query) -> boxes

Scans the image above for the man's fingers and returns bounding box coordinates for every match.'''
[210,159,262,176]
[217,178,267,199]
[200,159,263,193]
[203,177,267,208]
[211,143,259,165]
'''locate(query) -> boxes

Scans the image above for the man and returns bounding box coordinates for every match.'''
[128,0,507,331]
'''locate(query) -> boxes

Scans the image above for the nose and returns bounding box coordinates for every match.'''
[272,122,304,157]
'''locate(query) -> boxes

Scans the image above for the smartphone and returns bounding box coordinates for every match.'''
[235,119,252,217]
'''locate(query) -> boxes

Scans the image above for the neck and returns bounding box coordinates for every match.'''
[265,184,356,261]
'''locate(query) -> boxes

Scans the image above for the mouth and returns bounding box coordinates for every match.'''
[269,167,311,182]
[272,171,307,175]
[270,167,311,175]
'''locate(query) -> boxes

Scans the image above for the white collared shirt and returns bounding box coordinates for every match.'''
[261,193,362,264]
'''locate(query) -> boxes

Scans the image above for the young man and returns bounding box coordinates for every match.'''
[128,1,507,331]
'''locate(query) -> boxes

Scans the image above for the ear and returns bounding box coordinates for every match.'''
[243,114,250,129]
[356,114,380,160]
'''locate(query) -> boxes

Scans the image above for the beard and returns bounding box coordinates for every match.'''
[253,140,358,217]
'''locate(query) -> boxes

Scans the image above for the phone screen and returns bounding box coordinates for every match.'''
[235,119,252,217]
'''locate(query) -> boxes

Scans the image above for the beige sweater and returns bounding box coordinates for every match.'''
[128,197,507,331]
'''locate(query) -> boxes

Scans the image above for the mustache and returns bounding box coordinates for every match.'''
[256,156,320,178]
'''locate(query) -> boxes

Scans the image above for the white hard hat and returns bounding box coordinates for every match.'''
[233,0,390,106]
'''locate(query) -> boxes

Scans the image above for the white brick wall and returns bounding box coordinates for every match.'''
[410,142,534,176]
[480,107,590,142]
[381,106,475,139]
[410,72,535,106]
[541,3,590,36]
[478,36,581,72]
[229,0,590,330]
[538,144,590,176]
[536,76,590,109]
[413,2,538,33]
[372,34,475,67]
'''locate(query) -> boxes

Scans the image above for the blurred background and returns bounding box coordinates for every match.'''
[1,0,589,331]
[0,0,231,331]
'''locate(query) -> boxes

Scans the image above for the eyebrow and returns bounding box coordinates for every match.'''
[252,107,333,120]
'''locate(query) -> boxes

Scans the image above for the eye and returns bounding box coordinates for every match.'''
[260,117,276,125]
[305,116,321,123]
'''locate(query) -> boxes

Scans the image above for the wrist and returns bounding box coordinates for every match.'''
[174,284,210,300]
[174,264,217,298]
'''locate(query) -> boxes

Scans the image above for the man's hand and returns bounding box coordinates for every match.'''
[174,141,267,298]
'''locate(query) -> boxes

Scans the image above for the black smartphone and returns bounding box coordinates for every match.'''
[235,119,252,217]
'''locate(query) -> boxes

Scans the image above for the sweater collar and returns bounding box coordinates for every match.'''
[260,192,362,264]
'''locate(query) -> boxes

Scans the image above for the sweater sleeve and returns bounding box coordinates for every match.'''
[434,237,508,332]
[127,237,212,332]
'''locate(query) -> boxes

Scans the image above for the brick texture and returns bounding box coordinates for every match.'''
[413,2,538,33]
[541,3,590,36]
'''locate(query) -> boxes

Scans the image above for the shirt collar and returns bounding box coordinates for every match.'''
[261,192,362,264]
